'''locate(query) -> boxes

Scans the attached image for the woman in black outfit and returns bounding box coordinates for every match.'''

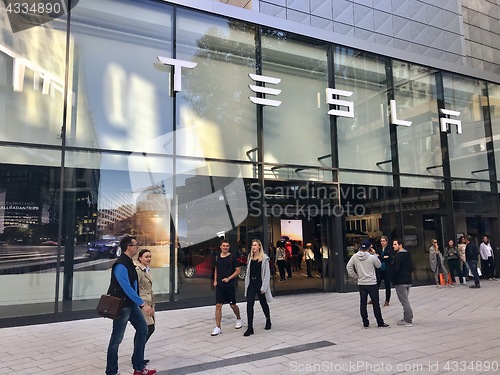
[243,239,273,336]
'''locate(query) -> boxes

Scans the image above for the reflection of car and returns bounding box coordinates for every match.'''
[87,235,122,258]
[183,247,247,279]
[41,240,58,246]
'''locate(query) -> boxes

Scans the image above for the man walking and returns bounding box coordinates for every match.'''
[211,239,243,336]
[106,236,156,375]
[466,235,481,288]
[346,240,389,328]
[392,239,413,327]
[479,236,496,280]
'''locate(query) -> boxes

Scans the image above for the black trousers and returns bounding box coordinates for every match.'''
[359,284,384,327]
[376,269,391,303]
[246,280,270,327]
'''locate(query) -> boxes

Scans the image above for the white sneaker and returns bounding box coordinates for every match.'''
[397,320,413,327]
[211,326,221,336]
[235,319,242,329]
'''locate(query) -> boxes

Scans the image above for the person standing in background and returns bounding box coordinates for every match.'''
[466,235,481,289]
[429,239,451,288]
[376,236,393,307]
[303,243,315,278]
[444,239,464,286]
[479,236,496,281]
[392,239,413,327]
[346,240,389,329]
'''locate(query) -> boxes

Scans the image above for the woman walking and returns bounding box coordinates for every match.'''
[136,249,155,363]
[244,239,273,336]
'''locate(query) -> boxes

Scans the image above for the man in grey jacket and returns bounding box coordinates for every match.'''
[346,240,389,328]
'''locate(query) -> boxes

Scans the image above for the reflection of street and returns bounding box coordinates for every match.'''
[0,245,114,274]
[0,243,171,276]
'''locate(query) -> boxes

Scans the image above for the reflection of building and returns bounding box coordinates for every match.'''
[96,192,134,234]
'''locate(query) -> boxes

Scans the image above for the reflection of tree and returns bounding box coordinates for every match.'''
[182,21,256,131]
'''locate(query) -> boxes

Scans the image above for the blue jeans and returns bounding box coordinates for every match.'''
[106,305,148,375]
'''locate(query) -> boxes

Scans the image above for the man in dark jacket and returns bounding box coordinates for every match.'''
[465,235,481,288]
[392,239,413,327]
[106,236,156,375]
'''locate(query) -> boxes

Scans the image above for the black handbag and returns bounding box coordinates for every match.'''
[96,294,124,319]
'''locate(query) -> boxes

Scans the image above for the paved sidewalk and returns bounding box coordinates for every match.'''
[1,281,499,375]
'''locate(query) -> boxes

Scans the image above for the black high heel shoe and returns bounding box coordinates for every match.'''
[243,326,254,336]
[265,318,272,330]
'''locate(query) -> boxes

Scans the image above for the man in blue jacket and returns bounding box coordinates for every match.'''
[105,236,157,375]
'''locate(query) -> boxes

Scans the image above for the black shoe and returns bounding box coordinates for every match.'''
[244,327,254,336]
[469,284,481,288]
[363,324,369,328]
[378,323,390,328]
[265,319,272,330]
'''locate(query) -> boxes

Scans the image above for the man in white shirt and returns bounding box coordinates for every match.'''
[479,236,496,280]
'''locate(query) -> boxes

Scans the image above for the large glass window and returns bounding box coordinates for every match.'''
[443,74,489,185]
[68,0,173,151]
[176,10,257,161]
[489,83,500,180]
[0,12,65,146]
[0,155,60,315]
[339,173,400,288]
[65,150,173,306]
[334,48,391,176]
[393,61,441,179]
[261,32,331,172]
[400,177,447,284]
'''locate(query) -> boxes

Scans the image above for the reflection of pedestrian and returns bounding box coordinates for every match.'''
[211,239,242,336]
[136,249,155,365]
[243,239,272,336]
[177,245,186,286]
[346,240,389,328]
[105,236,156,375]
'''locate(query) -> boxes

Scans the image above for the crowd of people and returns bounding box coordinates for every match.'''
[346,234,497,330]
[103,233,496,374]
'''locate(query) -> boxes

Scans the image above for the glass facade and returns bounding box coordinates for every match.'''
[1,0,500,324]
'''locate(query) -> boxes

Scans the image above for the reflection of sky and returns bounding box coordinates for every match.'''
[74,13,173,151]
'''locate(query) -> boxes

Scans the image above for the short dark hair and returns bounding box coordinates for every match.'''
[466,235,473,242]
[138,249,151,259]
[393,238,404,247]
[220,239,229,246]
[119,236,136,252]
